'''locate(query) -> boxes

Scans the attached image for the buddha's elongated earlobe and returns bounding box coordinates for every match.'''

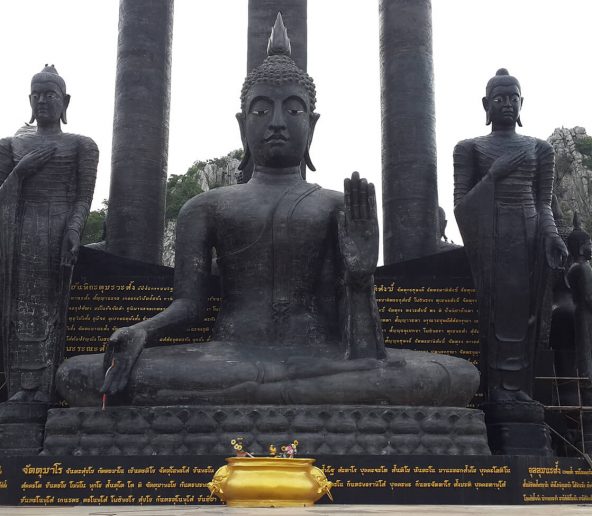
[238,146,251,171]
[305,112,320,171]
[60,94,70,124]
[29,93,35,123]
[236,112,251,170]
[482,96,491,126]
[516,97,524,127]
[304,149,315,172]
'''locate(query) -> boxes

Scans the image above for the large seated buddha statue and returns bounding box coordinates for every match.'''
[56,15,478,410]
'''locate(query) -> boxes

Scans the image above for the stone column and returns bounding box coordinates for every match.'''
[243,0,307,182]
[379,0,439,264]
[106,0,174,264]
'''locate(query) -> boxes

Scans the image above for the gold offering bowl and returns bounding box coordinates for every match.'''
[208,457,333,507]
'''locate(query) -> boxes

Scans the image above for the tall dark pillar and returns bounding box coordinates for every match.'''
[106,0,174,264]
[379,0,439,264]
[243,0,307,183]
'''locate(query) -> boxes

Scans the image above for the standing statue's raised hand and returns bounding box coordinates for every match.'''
[487,149,527,182]
[13,145,57,180]
[337,171,379,284]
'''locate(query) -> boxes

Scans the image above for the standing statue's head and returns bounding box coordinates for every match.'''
[237,13,318,171]
[482,68,523,128]
[567,212,592,261]
[29,64,70,126]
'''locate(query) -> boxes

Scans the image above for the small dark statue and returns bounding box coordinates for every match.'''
[57,14,477,408]
[0,66,98,404]
[454,69,566,454]
[437,207,460,252]
[566,216,592,406]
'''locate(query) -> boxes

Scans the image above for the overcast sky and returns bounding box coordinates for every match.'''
[0,0,590,248]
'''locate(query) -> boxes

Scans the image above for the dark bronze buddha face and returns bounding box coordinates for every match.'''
[482,69,523,128]
[489,83,522,125]
[244,82,312,169]
[29,80,69,126]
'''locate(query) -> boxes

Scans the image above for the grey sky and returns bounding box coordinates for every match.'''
[0,0,590,249]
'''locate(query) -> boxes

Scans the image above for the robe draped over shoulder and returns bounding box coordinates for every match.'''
[0,132,98,398]
[453,135,555,394]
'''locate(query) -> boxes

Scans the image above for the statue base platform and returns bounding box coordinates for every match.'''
[0,402,48,456]
[482,401,553,456]
[41,405,490,456]
[1,453,591,505]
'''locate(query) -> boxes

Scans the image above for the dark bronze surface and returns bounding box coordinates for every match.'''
[57,14,478,411]
[453,69,567,454]
[0,66,98,453]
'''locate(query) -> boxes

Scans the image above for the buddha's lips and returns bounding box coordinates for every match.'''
[265,135,288,142]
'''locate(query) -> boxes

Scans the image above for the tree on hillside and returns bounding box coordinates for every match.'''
[165,149,243,220]
[81,200,108,245]
[82,150,244,249]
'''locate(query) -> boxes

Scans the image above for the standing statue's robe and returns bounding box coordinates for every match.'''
[453,133,555,395]
[0,132,98,399]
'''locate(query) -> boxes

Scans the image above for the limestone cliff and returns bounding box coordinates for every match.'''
[162,154,241,267]
[549,126,592,233]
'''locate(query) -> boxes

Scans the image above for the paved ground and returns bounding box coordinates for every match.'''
[0,506,591,516]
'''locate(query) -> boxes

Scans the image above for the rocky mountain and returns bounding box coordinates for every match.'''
[548,126,592,233]
[162,152,241,266]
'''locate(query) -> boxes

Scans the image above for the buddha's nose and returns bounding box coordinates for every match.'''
[269,107,286,130]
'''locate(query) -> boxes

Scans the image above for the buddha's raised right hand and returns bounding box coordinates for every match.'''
[13,145,56,179]
[100,326,147,396]
[487,149,527,182]
[337,171,379,284]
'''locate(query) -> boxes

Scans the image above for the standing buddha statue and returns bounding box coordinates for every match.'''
[453,68,567,454]
[0,65,98,404]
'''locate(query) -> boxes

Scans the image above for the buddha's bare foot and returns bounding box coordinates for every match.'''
[8,390,35,402]
[32,391,50,403]
[489,387,532,403]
